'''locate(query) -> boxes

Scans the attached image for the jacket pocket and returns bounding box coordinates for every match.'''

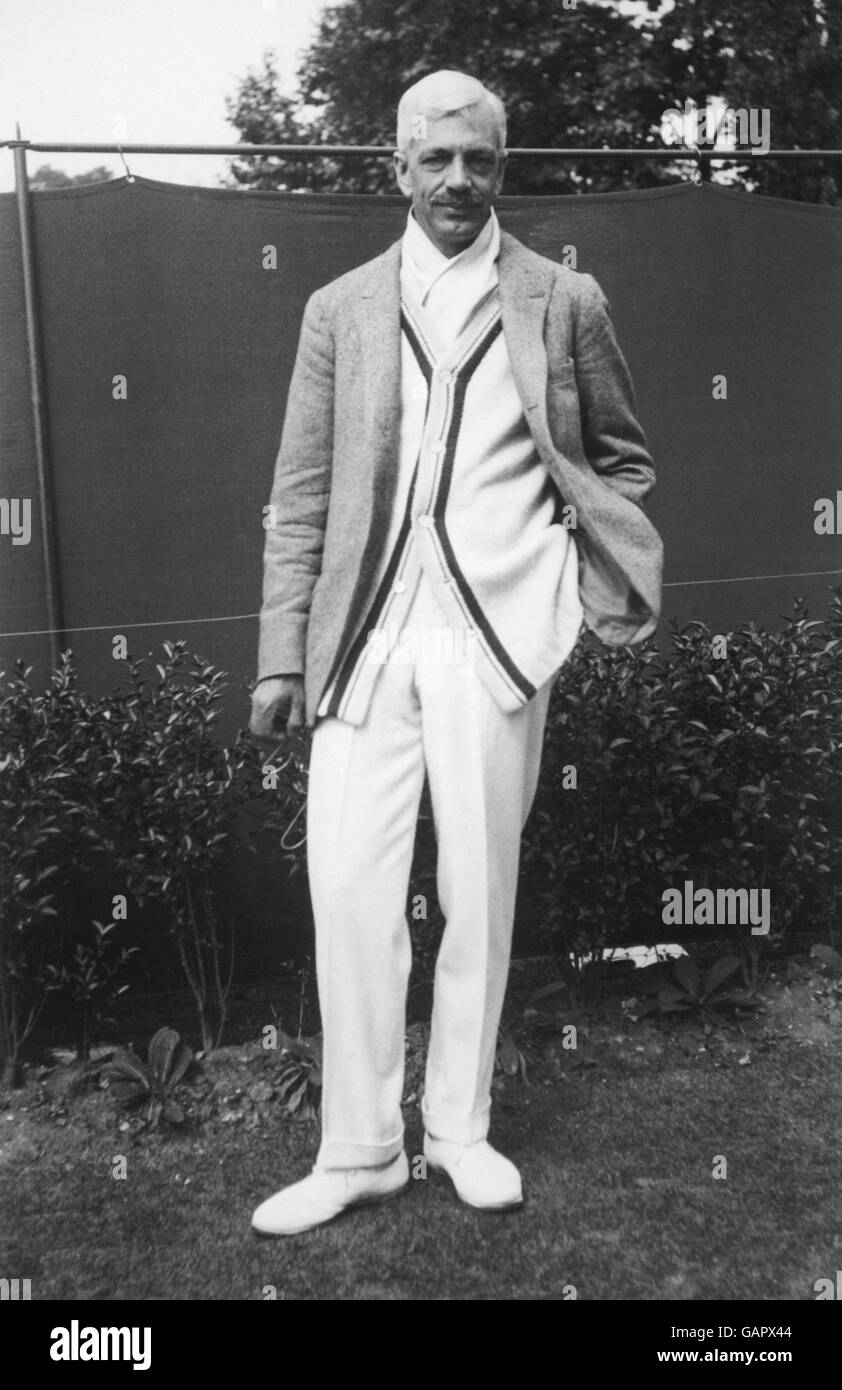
[546,371,583,456]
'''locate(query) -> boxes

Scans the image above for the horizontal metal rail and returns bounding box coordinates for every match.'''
[2,140,841,159]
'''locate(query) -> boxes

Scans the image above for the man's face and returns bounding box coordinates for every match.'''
[393,107,506,258]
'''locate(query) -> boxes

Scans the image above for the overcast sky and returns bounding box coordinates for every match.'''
[0,0,327,192]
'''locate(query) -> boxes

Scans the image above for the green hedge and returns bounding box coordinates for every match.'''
[2,593,840,1070]
[526,590,842,965]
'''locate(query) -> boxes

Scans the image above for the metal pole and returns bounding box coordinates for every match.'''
[12,126,62,669]
[4,139,842,159]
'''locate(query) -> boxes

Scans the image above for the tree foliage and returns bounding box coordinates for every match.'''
[29,165,114,190]
[651,0,841,204]
[224,0,841,202]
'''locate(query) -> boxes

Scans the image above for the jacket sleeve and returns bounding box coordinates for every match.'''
[572,273,656,510]
[257,292,335,681]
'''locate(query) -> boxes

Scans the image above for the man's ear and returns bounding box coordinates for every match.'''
[393,150,412,198]
[494,152,508,197]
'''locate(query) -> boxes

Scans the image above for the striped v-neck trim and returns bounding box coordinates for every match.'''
[402,305,535,704]
[322,298,536,720]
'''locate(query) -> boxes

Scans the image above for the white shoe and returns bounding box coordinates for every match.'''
[424,1135,523,1210]
[251,1151,409,1236]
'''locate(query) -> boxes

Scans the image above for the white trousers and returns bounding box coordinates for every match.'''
[306,571,554,1169]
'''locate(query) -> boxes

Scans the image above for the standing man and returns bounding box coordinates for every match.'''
[250,71,662,1236]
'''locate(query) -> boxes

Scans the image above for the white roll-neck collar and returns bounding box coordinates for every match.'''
[402,206,500,306]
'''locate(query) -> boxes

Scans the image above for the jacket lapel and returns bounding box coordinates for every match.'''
[355,241,403,528]
[497,230,553,418]
[342,240,404,620]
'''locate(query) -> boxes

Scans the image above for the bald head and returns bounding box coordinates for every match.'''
[396,71,507,154]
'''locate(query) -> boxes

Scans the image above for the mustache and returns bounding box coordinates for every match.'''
[432,198,483,209]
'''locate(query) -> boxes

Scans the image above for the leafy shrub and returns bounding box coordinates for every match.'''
[527,591,842,973]
[1,643,257,1063]
[105,1026,194,1126]
[43,920,138,1063]
[273,1029,322,1119]
[84,642,256,1053]
[0,657,99,1082]
[497,978,574,1082]
[4,594,839,1073]
[640,954,763,1023]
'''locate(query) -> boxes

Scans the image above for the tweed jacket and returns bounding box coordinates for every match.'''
[257,227,664,726]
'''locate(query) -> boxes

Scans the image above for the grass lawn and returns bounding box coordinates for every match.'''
[1,954,840,1301]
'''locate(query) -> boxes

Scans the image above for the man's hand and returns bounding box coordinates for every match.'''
[250,675,305,744]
